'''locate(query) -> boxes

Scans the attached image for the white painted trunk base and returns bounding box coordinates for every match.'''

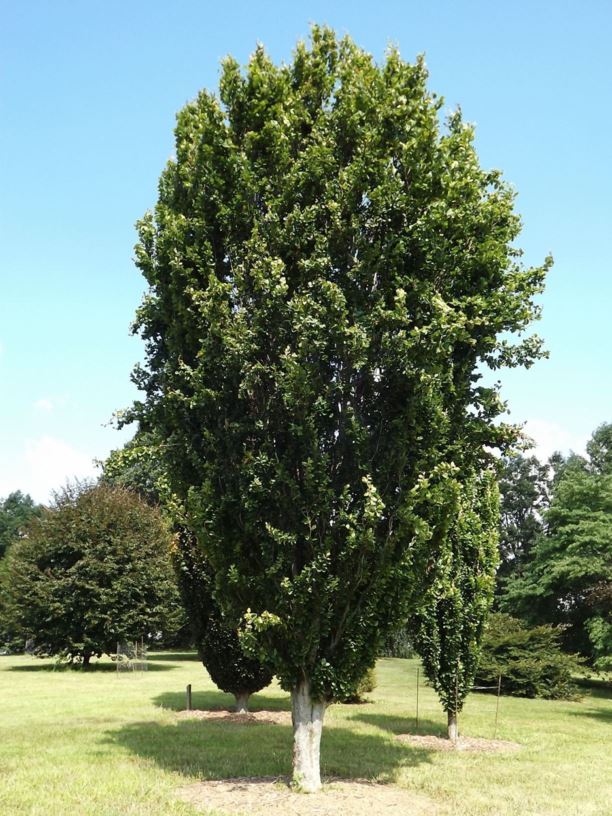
[291,680,326,793]
[234,692,250,714]
[448,711,459,742]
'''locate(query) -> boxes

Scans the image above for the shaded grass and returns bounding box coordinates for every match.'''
[1,653,611,815]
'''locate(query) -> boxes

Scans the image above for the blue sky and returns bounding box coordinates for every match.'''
[1,0,610,502]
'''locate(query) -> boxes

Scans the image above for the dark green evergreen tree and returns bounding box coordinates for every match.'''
[497,453,550,583]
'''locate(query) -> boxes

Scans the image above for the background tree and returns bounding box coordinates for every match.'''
[502,424,612,665]
[475,613,583,699]
[172,529,273,712]
[0,491,42,559]
[128,27,548,790]
[411,471,499,740]
[103,431,274,700]
[101,429,169,506]
[497,453,549,584]
[0,483,183,664]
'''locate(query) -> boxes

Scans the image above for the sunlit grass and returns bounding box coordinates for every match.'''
[1,653,610,815]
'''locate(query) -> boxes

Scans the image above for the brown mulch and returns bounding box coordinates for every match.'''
[176,709,291,726]
[176,777,439,816]
[395,733,520,753]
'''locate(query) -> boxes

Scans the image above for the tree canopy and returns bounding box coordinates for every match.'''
[497,453,550,583]
[128,27,548,789]
[0,491,42,559]
[0,483,184,664]
[502,424,612,665]
[172,529,273,711]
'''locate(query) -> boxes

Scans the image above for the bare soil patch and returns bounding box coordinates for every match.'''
[176,709,291,726]
[177,777,438,816]
[395,733,520,753]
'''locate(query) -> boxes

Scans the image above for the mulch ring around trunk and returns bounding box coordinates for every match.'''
[176,709,291,726]
[395,733,520,752]
[176,777,439,816]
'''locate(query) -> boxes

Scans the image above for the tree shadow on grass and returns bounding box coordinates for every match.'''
[350,712,447,738]
[148,651,200,662]
[568,706,612,724]
[106,715,434,784]
[155,689,291,713]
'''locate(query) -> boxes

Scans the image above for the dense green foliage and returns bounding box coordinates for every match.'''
[342,665,377,703]
[475,613,582,699]
[497,453,549,582]
[129,26,547,712]
[0,490,42,559]
[411,472,499,729]
[104,432,273,698]
[502,424,612,666]
[101,430,170,507]
[0,483,183,663]
[171,529,272,706]
[379,625,416,659]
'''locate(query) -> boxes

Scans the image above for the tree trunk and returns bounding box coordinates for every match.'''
[234,692,250,714]
[447,710,458,742]
[82,652,91,669]
[291,679,326,793]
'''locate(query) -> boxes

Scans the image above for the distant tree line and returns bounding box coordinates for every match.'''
[497,422,612,671]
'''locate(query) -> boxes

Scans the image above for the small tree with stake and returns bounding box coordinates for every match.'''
[171,529,273,712]
[128,27,548,789]
[411,471,499,740]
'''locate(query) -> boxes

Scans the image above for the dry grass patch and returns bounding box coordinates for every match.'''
[395,733,520,753]
[177,777,439,816]
[176,709,291,726]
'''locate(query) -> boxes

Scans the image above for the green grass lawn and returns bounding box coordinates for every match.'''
[1,652,610,815]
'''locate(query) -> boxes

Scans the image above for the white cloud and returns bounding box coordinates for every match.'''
[522,419,588,463]
[17,436,97,503]
[33,398,54,413]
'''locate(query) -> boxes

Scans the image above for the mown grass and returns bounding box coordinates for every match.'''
[1,652,610,815]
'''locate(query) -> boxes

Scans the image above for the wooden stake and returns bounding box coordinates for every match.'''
[186,683,192,711]
[494,674,502,739]
[415,667,420,732]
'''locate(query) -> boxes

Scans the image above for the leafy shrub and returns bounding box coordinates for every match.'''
[342,666,377,703]
[474,613,583,699]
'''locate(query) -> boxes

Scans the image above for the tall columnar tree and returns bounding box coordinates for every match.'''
[411,471,499,740]
[0,483,184,664]
[128,28,548,790]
